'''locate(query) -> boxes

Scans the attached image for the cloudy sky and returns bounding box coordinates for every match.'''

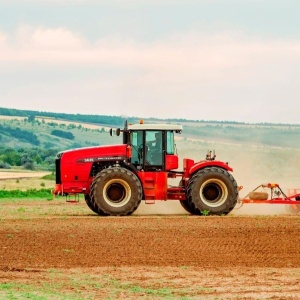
[0,0,300,123]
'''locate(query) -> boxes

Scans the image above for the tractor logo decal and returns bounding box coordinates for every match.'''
[77,156,126,163]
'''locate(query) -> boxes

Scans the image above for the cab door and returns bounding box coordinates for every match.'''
[130,130,164,171]
[145,131,163,168]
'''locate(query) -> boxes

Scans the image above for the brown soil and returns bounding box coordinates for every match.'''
[1,208,300,299]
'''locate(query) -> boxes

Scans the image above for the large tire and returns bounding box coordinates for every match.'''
[178,179,199,214]
[84,194,108,216]
[180,200,199,215]
[90,167,142,216]
[178,179,197,215]
[187,167,238,215]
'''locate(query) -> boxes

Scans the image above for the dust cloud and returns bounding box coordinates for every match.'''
[134,177,186,215]
[134,201,186,216]
[232,146,300,216]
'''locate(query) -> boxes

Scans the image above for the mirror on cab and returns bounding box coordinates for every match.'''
[109,128,121,136]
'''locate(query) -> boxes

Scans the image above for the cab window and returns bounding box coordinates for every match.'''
[130,130,164,168]
[146,131,162,165]
[130,131,143,165]
[166,131,175,154]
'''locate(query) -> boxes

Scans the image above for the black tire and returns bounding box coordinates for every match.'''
[90,167,142,216]
[178,179,198,215]
[187,167,238,215]
[84,194,108,216]
[180,200,199,215]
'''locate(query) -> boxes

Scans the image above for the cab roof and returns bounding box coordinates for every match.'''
[127,123,183,132]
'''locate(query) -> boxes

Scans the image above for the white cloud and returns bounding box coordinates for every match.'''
[1,25,300,123]
[0,31,9,52]
[2,25,300,69]
[30,27,84,50]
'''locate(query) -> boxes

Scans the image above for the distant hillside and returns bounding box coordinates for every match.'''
[0,115,120,150]
[1,106,300,149]
[0,113,121,171]
[2,106,300,127]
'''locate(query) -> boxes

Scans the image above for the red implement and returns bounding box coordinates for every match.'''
[240,183,300,205]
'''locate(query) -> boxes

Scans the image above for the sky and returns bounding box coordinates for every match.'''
[1,0,300,124]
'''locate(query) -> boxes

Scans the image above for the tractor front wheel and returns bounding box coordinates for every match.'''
[187,167,238,215]
[180,200,199,215]
[90,167,142,216]
[84,194,108,216]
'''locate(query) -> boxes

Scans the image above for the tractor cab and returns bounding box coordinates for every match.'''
[113,121,182,172]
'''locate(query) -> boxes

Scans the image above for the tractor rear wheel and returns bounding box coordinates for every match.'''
[187,167,238,215]
[178,179,199,214]
[90,167,142,216]
[84,194,108,216]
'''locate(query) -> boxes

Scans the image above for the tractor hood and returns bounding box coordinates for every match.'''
[57,144,128,164]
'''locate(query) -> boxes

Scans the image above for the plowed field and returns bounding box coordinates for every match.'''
[0,199,300,299]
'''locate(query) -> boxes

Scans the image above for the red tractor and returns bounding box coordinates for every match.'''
[53,120,239,216]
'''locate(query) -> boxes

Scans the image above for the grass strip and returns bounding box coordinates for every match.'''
[0,188,52,199]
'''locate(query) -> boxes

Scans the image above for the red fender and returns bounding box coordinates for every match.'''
[189,160,233,176]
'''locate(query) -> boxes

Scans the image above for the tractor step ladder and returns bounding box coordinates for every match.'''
[145,198,155,204]
[144,177,156,204]
[66,194,80,203]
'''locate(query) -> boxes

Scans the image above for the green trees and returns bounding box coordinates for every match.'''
[51,130,75,140]
[0,107,125,126]
[0,124,40,145]
[0,147,57,170]
[27,114,35,122]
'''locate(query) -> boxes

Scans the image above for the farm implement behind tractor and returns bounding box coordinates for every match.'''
[239,183,300,213]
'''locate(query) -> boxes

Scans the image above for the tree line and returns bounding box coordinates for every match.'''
[51,130,74,140]
[0,107,127,126]
[0,147,57,170]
